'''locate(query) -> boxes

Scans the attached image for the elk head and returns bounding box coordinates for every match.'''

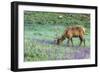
[56,35,65,45]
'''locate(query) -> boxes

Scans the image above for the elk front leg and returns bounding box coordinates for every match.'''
[67,39,70,47]
[67,38,72,47]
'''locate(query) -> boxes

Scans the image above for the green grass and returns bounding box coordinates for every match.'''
[24,25,90,61]
[24,11,90,61]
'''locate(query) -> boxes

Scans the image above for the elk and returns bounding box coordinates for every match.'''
[56,25,86,46]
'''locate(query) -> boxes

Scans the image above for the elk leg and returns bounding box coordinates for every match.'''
[67,38,72,47]
[67,39,69,46]
[83,38,85,46]
[71,38,74,46]
[79,37,83,46]
[79,36,85,47]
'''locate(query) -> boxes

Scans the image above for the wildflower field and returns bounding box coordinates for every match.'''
[24,11,90,61]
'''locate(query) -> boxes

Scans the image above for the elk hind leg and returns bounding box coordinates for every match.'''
[79,37,83,46]
[71,38,74,46]
[83,38,85,46]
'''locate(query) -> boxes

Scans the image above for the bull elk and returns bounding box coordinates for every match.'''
[56,25,86,46]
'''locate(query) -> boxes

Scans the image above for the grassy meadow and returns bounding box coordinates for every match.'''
[24,11,90,61]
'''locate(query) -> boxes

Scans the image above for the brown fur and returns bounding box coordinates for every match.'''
[56,25,85,46]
